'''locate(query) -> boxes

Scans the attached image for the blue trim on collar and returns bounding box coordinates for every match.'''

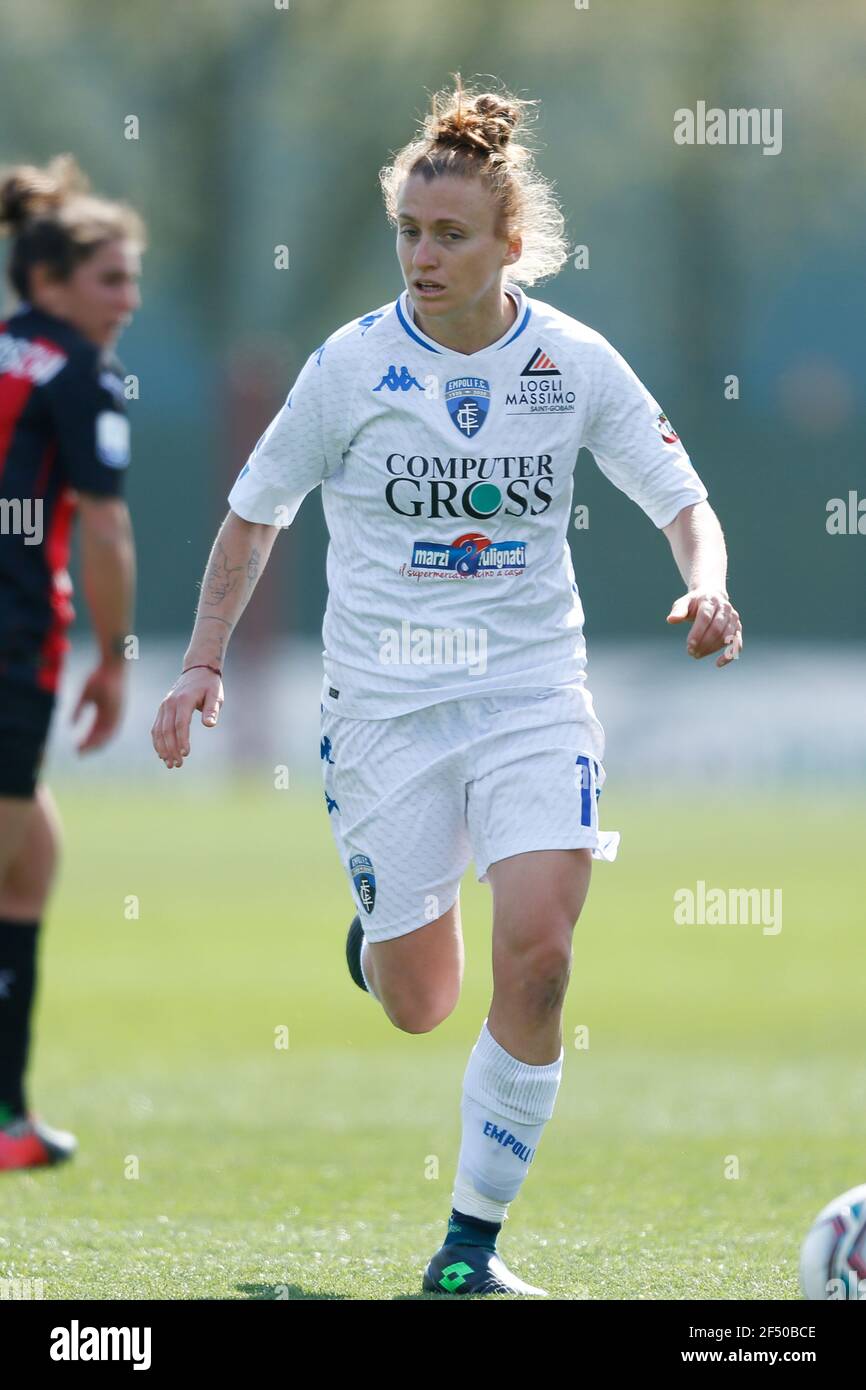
[395,294,442,352]
[503,299,532,348]
[395,289,532,356]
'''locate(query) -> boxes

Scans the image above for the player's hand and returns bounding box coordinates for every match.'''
[71,660,127,753]
[666,589,743,668]
[151,668,224,769]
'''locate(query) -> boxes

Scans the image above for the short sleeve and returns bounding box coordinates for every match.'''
[581,337,708,528]
[227,345,354,528]
[43,353,130,497]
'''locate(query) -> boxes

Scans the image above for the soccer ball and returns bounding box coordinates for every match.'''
[799,1183,866,1299]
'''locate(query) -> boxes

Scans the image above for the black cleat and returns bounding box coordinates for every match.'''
[422,1243,548,1296]
[346,914,369,992]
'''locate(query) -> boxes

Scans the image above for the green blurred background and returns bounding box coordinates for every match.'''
[3,0,864,645]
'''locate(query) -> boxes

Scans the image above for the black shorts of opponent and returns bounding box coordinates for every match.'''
[0,675,56,798]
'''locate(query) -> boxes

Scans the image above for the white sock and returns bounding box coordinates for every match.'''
[359,938,380,1001]
[452,1171,511,1225]
[453,1019,563,1207]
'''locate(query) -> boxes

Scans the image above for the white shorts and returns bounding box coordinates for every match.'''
[319,687,620,943]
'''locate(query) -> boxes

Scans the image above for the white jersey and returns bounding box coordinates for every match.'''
[227,280,708,719]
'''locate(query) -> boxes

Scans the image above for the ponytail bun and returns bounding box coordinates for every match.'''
[0,154,89,237]
[429,90,523,157]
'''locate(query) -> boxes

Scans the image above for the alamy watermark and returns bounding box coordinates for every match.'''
[0,497,43,545]
[379,619,487,675]
[674,102,782,156]
[0,1277,45,1299]
[826,491,865,535]
[674,880,782,935]
[50,1321,151,1369]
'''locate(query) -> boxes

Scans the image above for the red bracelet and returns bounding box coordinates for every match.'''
[183,663,223,677]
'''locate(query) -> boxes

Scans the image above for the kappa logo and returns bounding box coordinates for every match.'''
[505,349,575,415]
[350,853,376,914]
[374,364,423,392]
[357,311,385,336]
[445,376,490,437]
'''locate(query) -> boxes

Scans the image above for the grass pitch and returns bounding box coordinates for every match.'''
[1,778,863,1299]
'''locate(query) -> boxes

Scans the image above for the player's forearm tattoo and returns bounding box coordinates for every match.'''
[194,618,230,661]
[247,546,261,588]
[202,540,244,607]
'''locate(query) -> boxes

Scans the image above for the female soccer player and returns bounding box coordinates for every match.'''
[0,155,142,1170]
[152,78,742,1295]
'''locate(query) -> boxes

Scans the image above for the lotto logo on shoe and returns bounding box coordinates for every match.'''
[350,853,376,914]
[482,1121,535,1164]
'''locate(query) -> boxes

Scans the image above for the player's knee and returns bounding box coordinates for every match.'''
[0,862,54,917]
[528,940,572,1007]
[496,932,573,1014]
[0,791,60,915]
[384,985,459,1035]
[37,786,63,861]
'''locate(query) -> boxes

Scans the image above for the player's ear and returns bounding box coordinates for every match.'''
[28,263,56,299]
[503,234,522,265]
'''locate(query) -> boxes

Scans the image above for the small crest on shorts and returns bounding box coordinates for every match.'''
[350,853,376,914]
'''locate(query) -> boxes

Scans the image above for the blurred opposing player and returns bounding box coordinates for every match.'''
[152,77,742,1294]
[0,156,142,1170]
